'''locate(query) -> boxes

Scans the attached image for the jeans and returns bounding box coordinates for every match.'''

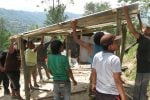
[133,73,150,100]
[53,80,71,100]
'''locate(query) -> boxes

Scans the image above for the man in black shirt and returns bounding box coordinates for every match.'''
[124,6,150,100]
[0,51,10,95]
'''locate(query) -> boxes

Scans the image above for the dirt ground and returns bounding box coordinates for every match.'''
[1,64,150,100]
[0,64,93,100]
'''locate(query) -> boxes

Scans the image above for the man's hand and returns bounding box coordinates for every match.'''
[71,20,78,30]
[123,6,129,13]
[73,80,77,86]
[91,83,96,93]
[0,66,5,72]
[9,36,16,43]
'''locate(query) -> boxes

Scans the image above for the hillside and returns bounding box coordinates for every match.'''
[0,8,81,34]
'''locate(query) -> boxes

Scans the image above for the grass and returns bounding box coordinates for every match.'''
[122,44,138,81]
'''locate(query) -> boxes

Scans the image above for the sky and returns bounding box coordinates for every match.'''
[0,0,119,14]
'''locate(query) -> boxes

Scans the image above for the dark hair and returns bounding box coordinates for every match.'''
[0,51,7,58]
[100,34,114,50]
[50,40,63,54]
[27,39,33,46]
[93,32,104,45]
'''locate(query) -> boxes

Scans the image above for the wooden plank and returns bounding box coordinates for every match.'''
[18,37,30,100]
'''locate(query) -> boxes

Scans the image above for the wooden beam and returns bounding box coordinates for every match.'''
[115,7,122,58]
[18,36,30,100]
[120,24,127,63]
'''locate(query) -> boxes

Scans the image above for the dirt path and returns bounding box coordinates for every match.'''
[0,65,92,100]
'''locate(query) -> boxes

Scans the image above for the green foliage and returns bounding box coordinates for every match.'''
[118,0,150,15]
[0,8,46,33]
[83,2,115,33]
[125,65,136,80]
[0,8,80,34]
[0,17,10,51]
[123,44,138,80]
[28,24,39,31]
[45,4,68,25]
[118,0,136,3]
[84,2,111,15]
[118,0,149,3]
[39,0,74,11]
[118,0,150,25]
[124,44,137,60]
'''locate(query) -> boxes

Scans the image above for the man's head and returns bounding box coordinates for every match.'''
[142,23,150,37]
[100,34,121,51]
[0,51,7,58]
[27,40,35,49]
[93,31,104,45]
[50,40,64,54]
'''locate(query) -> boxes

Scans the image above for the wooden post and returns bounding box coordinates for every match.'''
[65,35,69,57]
[120,24,127,64]
[116,10,122,57]
[18,36,30,100]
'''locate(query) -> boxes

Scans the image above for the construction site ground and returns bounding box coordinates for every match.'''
[0,65,92,100]
[0,64,150,100]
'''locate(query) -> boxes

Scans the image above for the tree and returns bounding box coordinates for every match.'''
[37,0,74,11]
[28,24,39,31]
[45,4,68,25]
[0,17,10,51]
[119,0,150,11]
[84,2,111,15]
[118,0,149,3]
[83,2,116,34]
[118,0,150,30]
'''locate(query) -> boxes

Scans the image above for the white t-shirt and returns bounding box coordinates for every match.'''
[92,51,121,95]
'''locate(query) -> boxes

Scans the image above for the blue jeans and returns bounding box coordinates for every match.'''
[53,80,71,100]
